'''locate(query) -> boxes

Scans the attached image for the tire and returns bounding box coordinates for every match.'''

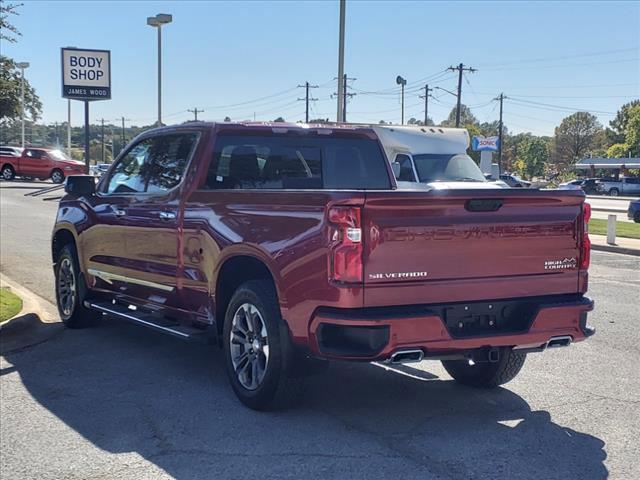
[634,212,640,224]
[222,279,302,410]
[442,348,526,388]
[51,169,65,184]
[54,244,96,328]
[1,164,15,181]
[608,188,619,197]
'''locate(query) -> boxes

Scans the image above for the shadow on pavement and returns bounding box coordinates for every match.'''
[2,319,608,479]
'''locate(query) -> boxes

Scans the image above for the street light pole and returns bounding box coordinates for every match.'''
[147,13,172,127]
[16,62,30,148]
[336,0,346,122]
[396,76,407,125]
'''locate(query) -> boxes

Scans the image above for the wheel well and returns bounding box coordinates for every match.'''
[1,163,14,171]
[52,229,76,264]
[215,256,276,334]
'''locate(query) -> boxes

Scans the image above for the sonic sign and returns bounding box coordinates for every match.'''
[472,136,500,152]
[61,47,111,100]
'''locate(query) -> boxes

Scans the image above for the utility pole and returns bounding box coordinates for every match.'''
[101,118,105,163]
[120,117,130,154]
[187,107,204,121]
[67,99,72,156]
[16,62,29,148]
[447,63,476,127]
[333,75,356,122]
[336,0,346,122]
[297,82,318,123]
[419,84,433,126]
[495,93,507,170]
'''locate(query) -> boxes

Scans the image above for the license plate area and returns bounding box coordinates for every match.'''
[441,299,539,338]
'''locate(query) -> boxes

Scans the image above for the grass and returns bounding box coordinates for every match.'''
[589,218,640,240]
[0,287,23,323]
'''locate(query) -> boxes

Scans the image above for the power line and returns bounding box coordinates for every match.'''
[187,107,204,121]
[447,63,476,127]
[297,82,319,122]
[476,47,637,67]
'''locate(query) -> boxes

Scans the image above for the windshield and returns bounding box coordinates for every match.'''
[48,149,72,161]
[412,153,486,183]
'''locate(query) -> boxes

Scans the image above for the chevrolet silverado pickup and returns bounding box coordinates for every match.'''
[1,147,85,183]
[52,122,595,410]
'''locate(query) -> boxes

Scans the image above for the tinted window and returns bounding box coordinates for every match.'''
[414,154,486,183]
[625,178,640,184]
[105,138,154,193]
[395,154,415,181]
[146,133,198,193]
[204,135,390,190]
[104,133,197,194]
[25,149,45,159]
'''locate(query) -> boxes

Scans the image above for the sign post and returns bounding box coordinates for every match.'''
[472,136,500,177]
[61,47,111,173]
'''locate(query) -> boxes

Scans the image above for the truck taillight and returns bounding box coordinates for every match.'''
[328,206,363,283]
[580,202,591,270]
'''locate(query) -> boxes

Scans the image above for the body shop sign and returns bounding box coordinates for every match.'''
[61,48,111,100]
[472,136,500,152]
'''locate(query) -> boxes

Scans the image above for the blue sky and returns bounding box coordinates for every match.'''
[4,0,639,135]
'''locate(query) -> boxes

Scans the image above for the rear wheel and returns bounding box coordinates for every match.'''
[1,165,15,181]
[55,244,96,328]
[442,348,526,388]
[51,169,65,184]
[634,212,640,223]
[223,280,302,410]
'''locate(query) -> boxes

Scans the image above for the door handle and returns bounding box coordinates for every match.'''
[113,208,126,217]
[159,211,176,221]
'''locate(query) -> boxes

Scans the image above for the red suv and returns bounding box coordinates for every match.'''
[1,147,85,183]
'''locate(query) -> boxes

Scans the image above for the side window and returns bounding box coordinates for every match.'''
[25,149,44,159]
[146,133,198,193]
[104,138,154,194]
[395,154,415,181]
[205,137,322,190]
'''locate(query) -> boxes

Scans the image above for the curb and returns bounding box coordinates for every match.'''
[0,273,63,354]
[591,208,628,214]
[591,244,640,257]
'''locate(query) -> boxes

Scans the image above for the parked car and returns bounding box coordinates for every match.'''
[499,174,532,188]
[599,177,640,196]
[0,146,23,157]
[1,147,85,183]
[628,199,640,223]
[558,178,603,195]
[52,122,594,410]
[89,163,111,177]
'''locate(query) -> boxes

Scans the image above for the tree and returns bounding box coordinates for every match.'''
[407,116,434,126]
[606,143,629,158]
[0,56,43,123]
[223,116,231,122]
[440,104,477,128]
[553,112,602,167]
[624,104,640,156]
[0,1,22,44]
[273,117,285,122]
[514,136,549,179]
[607,100,640,145]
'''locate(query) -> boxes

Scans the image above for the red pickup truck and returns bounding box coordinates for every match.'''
[52,122,594,410]
[1,147,85,183]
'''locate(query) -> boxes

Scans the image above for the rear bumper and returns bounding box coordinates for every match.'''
[308,294,594,361]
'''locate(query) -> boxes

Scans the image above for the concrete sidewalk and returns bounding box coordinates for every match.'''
[590,234,640,256]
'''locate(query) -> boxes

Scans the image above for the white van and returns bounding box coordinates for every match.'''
[372,125,506,190]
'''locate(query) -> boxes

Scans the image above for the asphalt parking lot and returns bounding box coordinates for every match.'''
[1,180,639,479]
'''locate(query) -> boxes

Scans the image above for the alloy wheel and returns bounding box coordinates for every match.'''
[229,303,270,390]
[57,257,76,317]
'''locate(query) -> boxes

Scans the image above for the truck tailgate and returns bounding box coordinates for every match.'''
[362,189,585,307]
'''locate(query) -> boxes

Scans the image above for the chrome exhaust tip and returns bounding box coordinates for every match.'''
[388,349,424,364]
[546,335,572,349]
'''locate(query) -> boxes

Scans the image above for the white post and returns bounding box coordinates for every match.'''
[157,25,162,126]
[336,0,346,122]
[20,67,25,148]
[607,214,616,245]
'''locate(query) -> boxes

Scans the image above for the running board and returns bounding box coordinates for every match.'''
[84,300,209,342]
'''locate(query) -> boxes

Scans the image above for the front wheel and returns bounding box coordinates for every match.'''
[55,244,96,328]
[51,169,65,184]
[1,165,15,181]
[609,188,619,197]
[442,348,526,388]
[634,212,640,223]
[222,280,302,410]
